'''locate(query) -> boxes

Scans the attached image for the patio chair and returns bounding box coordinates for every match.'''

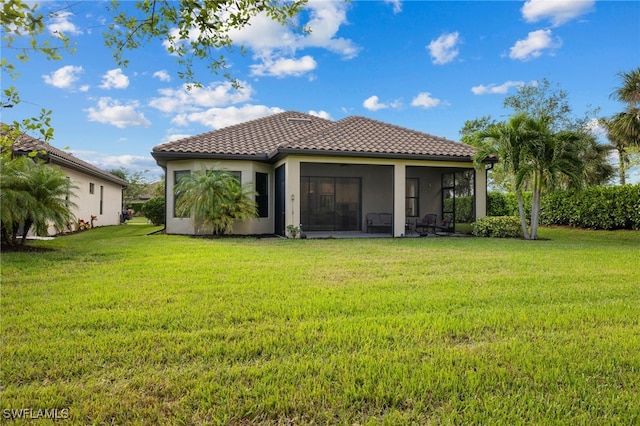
[414,213,437,233]
[432,216,454,233]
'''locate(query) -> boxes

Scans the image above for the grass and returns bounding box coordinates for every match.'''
[2,225,640,424]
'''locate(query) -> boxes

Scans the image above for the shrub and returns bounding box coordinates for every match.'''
[487,191,532,218]
[473,216,523,238]
[140,197,165,226]
[128,201,145,216]
[540,184,640,230]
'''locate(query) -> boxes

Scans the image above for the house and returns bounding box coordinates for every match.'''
[151,111,495,237]
[10,131,128,234]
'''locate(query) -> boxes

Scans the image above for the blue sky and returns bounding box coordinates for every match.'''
[2,0,639,182]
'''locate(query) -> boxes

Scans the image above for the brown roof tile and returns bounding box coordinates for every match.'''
[152,111,479,162]
[5,128,128,187]
[152,111,334,157]
[281,115,477,159]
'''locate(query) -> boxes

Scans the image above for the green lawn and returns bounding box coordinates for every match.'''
[2,226,639,424]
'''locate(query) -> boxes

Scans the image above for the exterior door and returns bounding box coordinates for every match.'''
[300,176,361,231]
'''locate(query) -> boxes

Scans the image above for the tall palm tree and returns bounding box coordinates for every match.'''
[175,167,257,236]
[601,116,632,185]
[474,114,585,240]
[517,121,584,239]
[473,113,532,239]
[608,67,640,148]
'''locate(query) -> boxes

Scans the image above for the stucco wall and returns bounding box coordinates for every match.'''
[52,164,124,233]
[164,160,273,235]
[162,156,486,236]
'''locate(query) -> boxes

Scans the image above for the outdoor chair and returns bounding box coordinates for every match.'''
[432,216,454,233]
[414,214,437,233]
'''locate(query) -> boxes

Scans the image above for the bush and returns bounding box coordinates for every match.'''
[540,184,640,230]
[128,201,145,216]
[473,216,523,238]
[487,191,532,218]
[140,197,165,226]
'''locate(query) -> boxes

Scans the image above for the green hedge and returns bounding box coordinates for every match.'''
[488,185,640,230]
[540,185,640,230]
[487,191,532,218]
[472,216,523,238]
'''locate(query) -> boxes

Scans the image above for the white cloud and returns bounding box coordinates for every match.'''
[86,97,151,128]
[70,150,161,178]
[148,81,254,114]
[42,65,83,89]
[48,11,83,37]
[411,92,442,109]
[164,133,193,143]
[509,29,561,61]
[79,85,90,92]
[250,55,317,78]
[163,0,358,78]
[308,110,332,120]
[471,81,525,95]
[363,96,388,111]
[522,0,595,27]
[153,70,171,82]
[172,105,284,129]
[293,1,359,59]
[385,0,402,14]
[428,32,461,65]
[99,69,129,90]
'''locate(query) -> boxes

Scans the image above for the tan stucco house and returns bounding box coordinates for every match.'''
[12,133,128,234]
[151,111,493,237]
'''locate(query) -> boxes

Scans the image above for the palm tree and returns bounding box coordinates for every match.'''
[1,156,76,246]
[1,157,36,245]
[175,167,257,236]
[517,122,584,239]
[608,68,640,149]
[474,113,533,238]
[474,114,585,240]
[20,159,77,244]
[600,116,632,185]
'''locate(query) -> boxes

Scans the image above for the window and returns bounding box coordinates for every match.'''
[255,172,268,218]
[99,186,104,215]
[173,170,191,218]
[405,178,419,217]
[229,171,241,184]
[89,182,95,194]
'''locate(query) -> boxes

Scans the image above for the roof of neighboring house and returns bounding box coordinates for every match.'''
[5,128,129,187]
[152,111,492,165]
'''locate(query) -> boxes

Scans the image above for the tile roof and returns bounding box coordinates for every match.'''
[280,115,477,159]
[151,111,484,163]
[5,128,128,187]
[152,111,334,158]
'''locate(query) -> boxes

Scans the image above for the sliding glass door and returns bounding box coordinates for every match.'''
[301,177,361,231]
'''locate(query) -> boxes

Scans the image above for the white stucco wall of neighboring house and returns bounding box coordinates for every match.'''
[51,164,124,234]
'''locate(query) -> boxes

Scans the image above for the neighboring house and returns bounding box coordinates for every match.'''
[11,132,128,234]
[151,111,495,237]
